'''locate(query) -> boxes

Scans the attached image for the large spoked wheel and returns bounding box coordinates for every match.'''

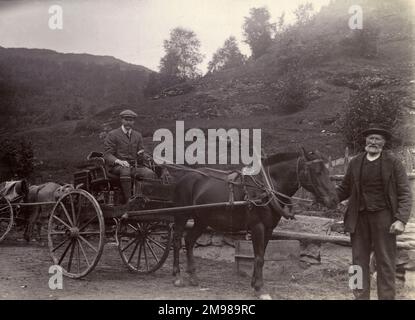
[0,195,13,242]
[116,219,173,274]
[48,189,105,278]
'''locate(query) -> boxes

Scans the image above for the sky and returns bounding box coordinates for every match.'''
[0,0,331,72]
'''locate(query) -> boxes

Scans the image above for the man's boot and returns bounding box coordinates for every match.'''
[120,176,132,205]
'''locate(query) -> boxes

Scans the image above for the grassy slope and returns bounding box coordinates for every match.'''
[11,0,415,183]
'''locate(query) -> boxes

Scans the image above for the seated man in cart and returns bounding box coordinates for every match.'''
[104,109,157,204]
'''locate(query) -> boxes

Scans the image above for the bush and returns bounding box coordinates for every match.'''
[143,73,184,98]
[0,136,34,180]
[74,118,101,135]
[274,67,309,114]
[339,21,380,59]
[336,87,407,153]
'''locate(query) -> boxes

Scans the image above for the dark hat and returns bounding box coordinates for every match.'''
[119,109,137,119]
[361,124,392,140]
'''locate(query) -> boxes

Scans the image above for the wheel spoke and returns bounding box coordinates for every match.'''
[76,194,83,224]
[67,240,76,272]
[77,238,91,267]
[69,194,77,227]
[52,215,71,230]
[145,239,159,263]
[121,237,138,253]
[128,239,140,264]
[143,240,149,271]
[128,223,138,231]
[147,235,166,250]
[79,215,97,232]
[59,202,74,226]
[79,235,98,253]
[137,241,143,269]
[136,222,146,233]
[0,206,11,213]
[77,240,81,273]
[58,240,73,265]
[52,236,71,253]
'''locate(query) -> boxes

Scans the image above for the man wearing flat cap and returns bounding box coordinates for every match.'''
[104,109,156,204]
[336,124,412,300]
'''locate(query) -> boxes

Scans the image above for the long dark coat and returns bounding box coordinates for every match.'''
[336,151,412,233]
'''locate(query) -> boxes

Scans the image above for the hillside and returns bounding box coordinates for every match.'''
[1,0,414,182]
[0,47,153,130]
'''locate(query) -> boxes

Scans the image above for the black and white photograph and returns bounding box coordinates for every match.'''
[0,0,414,303]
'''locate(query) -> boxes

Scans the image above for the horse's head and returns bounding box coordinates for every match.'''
[298,147,338,209]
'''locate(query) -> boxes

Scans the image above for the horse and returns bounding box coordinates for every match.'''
[171,147,338,299]
[23,182,73,241]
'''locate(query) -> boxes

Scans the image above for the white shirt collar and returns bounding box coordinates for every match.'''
[121,125,132,135]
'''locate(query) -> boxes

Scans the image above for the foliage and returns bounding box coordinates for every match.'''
[74,118,101,136]
[63,104,84,121]
[293,2,314,25]
[0,136,34,180]
[242,7,276,59]
[339,21,380,59]
[159,27,204,80]
[143,72,183,97]
[275,69,309,114]
[336,87,407,153]
[207,36,247,73]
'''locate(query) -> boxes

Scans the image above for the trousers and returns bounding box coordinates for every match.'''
[350,208,397,300]
[109,165,157,202]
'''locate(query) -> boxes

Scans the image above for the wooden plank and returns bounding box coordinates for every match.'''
[272,230,350,245]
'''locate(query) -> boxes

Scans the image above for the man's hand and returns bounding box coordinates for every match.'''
[115,159,130,168]
[389,220,405,235]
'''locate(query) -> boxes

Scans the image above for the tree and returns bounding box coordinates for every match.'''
[159,27,204,80]
[276,12,285,34]
[0,136,34,180]
[294,2,314,25]
[242,7,276,59]
[207,36,247,73]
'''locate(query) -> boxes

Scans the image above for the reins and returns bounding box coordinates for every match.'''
[153,154,313,204]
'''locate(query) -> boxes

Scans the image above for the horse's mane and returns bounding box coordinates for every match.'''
[262,152,300,166]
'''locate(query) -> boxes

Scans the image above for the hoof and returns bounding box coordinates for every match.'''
[173,278,185,287]
[259,293,272,300]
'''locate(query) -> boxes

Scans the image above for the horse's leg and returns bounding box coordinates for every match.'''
[24,206,39,242]
[36,206,44,241]
[184,219,206,286]
[250,222,271,299]
[172,217,186,287]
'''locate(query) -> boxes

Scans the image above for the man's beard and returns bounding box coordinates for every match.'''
[365,144,383,154]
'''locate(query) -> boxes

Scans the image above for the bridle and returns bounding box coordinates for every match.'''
[295,156,325,201]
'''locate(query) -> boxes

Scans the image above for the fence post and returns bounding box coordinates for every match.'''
[404,148,413,173]
[328,155,332,175]
[343,147,349,174]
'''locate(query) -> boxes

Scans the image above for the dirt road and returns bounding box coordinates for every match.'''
[0,234,410,300]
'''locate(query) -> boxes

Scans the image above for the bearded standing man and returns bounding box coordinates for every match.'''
[336,124,412,300]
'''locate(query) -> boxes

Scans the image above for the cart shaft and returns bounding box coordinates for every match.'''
[126,200,249,218]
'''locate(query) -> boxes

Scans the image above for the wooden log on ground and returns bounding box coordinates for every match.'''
[272,230,350,246]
